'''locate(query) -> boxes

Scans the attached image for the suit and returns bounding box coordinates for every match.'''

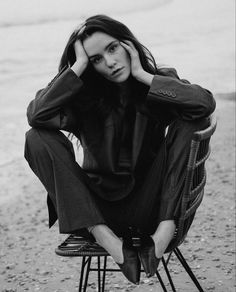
[25,67,215,234]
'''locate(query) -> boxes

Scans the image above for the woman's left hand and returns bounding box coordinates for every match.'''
[120,40,143,80]
[120,40,154,85]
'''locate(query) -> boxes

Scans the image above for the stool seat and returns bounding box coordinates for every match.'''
[55,234,108,257]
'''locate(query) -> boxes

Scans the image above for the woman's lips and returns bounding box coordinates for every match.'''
[112,67,124,76]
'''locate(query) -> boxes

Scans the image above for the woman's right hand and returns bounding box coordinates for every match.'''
[71,39,89,77]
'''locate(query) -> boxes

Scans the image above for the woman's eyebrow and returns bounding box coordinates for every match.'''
[89,41,117,59]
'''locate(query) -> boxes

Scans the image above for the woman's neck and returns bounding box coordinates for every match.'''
[117,81,131,107]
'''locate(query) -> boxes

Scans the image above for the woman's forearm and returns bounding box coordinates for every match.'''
[71,61,88,77]
[136,71,154,86]
[146,70,216,120]
[27,69,83,128]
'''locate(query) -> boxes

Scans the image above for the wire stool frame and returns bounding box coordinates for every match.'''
[55,115,217,292]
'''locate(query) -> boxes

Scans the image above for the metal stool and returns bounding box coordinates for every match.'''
[55,115,217,291]
[55,234,203,292]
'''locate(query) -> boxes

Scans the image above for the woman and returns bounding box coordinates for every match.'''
[24,14,215,284]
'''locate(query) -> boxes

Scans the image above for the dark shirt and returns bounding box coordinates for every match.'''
[118,103,136,172]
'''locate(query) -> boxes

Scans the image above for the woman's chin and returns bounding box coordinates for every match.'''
[110,73,131,84]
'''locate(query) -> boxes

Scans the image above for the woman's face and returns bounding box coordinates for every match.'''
[83,32,131,83]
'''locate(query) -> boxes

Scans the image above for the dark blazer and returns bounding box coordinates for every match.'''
[27,67,216,201]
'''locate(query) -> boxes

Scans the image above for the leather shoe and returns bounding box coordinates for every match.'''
[117,241,141,284]
[138,236,161,277]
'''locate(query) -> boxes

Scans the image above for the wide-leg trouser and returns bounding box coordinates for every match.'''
[24,118,208,238]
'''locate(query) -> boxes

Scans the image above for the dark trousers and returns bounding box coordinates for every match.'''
[24,118,208,238]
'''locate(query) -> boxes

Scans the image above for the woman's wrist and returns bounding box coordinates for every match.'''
[71,60,87,77]
[135,70,154,86]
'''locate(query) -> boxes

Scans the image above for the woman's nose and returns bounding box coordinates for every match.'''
[105,55,116,68]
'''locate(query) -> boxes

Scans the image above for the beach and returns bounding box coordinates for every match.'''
[0,0,235,291]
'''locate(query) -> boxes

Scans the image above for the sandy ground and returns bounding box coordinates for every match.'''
[0,93,235,292]
[0,0,235,291]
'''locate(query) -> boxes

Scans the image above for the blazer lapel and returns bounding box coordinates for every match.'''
[132,108,148,168]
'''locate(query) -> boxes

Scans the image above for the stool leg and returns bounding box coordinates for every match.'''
[97,256,101,292]
[174,248,204,292]
[83,257,92,292]
[161,257,177,292]
[78,256,86,292]
[166,251,173,266]
[156,271,168,292]
[102,256,107,292]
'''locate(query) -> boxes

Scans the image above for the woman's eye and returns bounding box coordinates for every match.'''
[91,56,102,64]
[109,44,118,53]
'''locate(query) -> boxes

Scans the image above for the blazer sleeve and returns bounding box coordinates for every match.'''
[146,68,216,122]
[26,67,87,131]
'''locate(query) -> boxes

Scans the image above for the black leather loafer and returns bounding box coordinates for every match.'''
[117,241,141,284]
[138,236,161,277]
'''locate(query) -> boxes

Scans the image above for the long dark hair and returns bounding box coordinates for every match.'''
[59,15,160,111]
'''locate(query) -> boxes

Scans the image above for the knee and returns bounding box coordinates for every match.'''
[25,128,39,144]
[182,117,209,130]
[166,117,210,148]
[24,127,74,162]
[24,128,48,161]
[25,127,68,147]
[170,117,209,135]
